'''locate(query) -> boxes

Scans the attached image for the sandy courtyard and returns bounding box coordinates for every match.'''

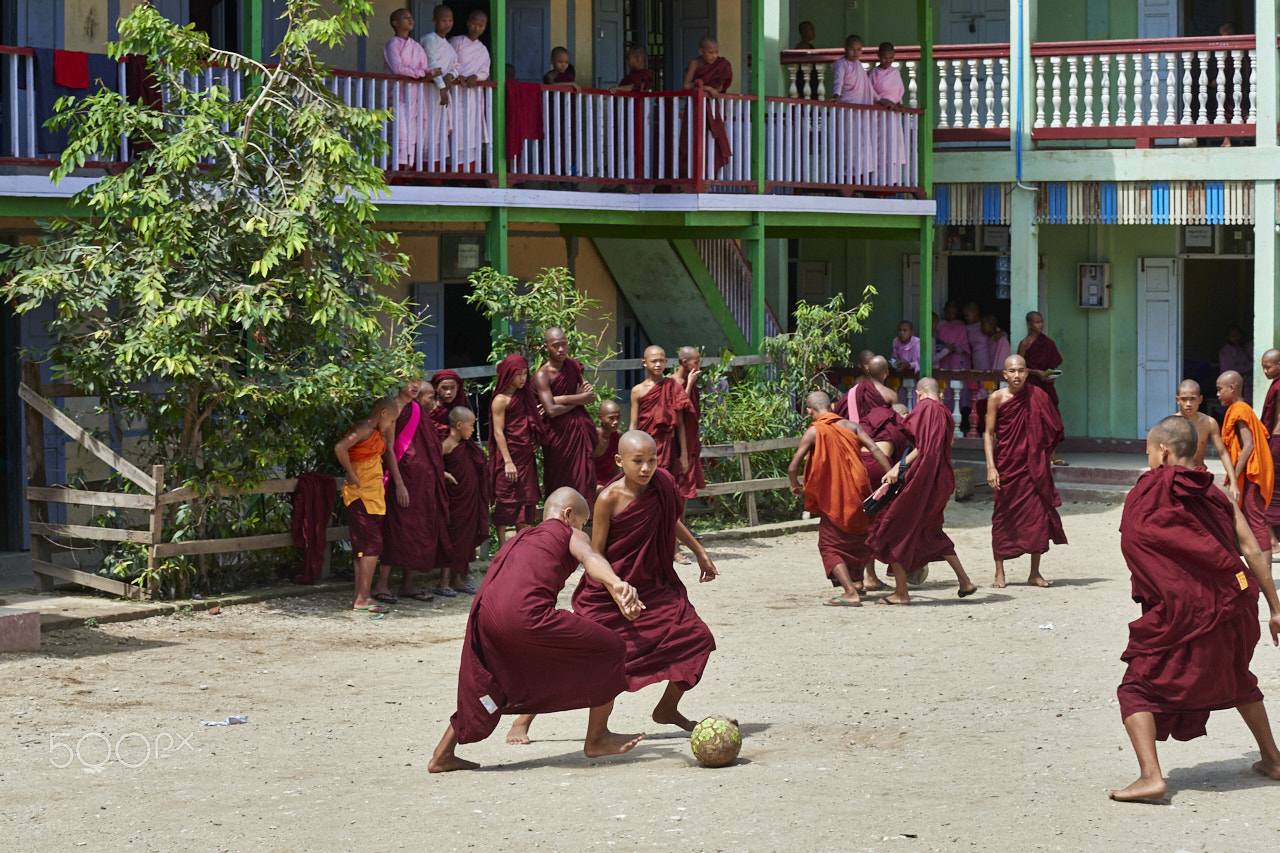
[2,498,1279,852]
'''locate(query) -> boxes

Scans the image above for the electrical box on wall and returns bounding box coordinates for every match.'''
[1078,263,1111,308]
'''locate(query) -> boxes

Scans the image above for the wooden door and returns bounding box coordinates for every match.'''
[1136,258,1180,436]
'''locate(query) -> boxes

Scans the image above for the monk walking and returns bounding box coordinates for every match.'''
[427,488,646,773]
[853,356,909,590]
[1260,349,1280,549]
[984,354,1066,588]
[1217,370,1273,563]
[593,399,623,497]
[1110,416,1280,801]
[1018,313,1065,470]
[867,378,978,604]
[533,327,599,509]
[507,432,719,744]
[833,349,875,422]
[490,353,544,544]
[631,345,694,561]
[441,407,489,596]
[1173,379,1239,501]
[787,391,892,606]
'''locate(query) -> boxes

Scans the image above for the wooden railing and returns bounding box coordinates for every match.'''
[697,436,799,527]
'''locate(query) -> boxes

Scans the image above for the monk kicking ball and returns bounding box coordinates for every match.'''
[428,488,645,773]
[1110,416,1280,801]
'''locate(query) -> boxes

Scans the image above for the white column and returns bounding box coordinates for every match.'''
[1251,1,1277,405]
[1010,188,1039,336]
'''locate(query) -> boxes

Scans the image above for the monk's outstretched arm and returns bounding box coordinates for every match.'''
[983,394,1001,490]
[1233,421,1253,480]
[1233,504,1280,644]
[787,428,816,496]
[1209,429,1240,499]
[570,528,643,620]
[676,521,719,582]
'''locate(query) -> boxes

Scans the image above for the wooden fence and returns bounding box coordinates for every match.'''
[696,436,800,526]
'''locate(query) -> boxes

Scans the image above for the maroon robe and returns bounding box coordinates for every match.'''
[854,380,909,536]
[541,358,599,503]
[450,519,628,743]
[1261,377,1280,527]
[1023,334,1063,410]
[618,68,653,92]
[444,438,490,576]
[637,377,695,485]
[867,398,957,570]
[489,354,544,525]
[381,401,452,571]
[572,468,715,692]
[991,385,1068,560]
[594,430,620,486]
[677,380,706,500]
[1117,466,1263,741]
[428,369,466,439]
[693,59,734,174]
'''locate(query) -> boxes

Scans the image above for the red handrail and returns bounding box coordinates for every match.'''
[780,43,1010,66]
[1030,34,1256,56]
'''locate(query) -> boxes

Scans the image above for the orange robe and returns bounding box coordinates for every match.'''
[1221,400,1273,551]
[802,412,874,580]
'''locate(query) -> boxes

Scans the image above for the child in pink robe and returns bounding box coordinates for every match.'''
[868,42,907,187]
[383,9,429,169]
[831,35,876,186]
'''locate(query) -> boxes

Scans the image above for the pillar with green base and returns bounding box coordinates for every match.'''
[485,208,509,339]
[243,2,264,63]
[748,214,766,349]
[916,0,935,375]
[490,0,508,189]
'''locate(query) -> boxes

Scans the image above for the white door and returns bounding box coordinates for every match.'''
[902,253,948,333]
[594,0,626,88]
[1136,258,1180,436]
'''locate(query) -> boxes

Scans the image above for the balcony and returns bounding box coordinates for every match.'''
[0,45,923,199]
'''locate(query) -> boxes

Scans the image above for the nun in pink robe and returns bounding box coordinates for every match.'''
[383,36,429,169]
[936,302,972,410]
[420,30,458,170]
[831,44,877,186]
[449,31,492,173]
[868,62,907,186]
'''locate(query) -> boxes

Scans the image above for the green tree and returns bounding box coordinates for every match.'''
[0,1,424,595]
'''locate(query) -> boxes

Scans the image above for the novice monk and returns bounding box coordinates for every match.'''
[867,378,978,604]
[787,391,892,606]
[428,369,467,437]
[984,354,1066,588]
[442,407,489,596]
[490,354,544,544]
[543,46,581,89]
[1217,370,1274,563]
[630,346,693,524]
[1174,379,1239,502]
[335,392,401,617]
[681,36,733,176]
[1110,416,1280,801]
[507,431,719,744]
[379,376,454,601]
[853,356,909,590]
[593,399,623,497]
[427,488,645,773]
[534,327,598,509]
[833,349,876,421]
[1260,349,1280,548]
[672,346,706,502]
[609,45,653,93]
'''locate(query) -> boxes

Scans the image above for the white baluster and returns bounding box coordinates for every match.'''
[983,58,995,128]
[937,60,950,129]
[1034,56,1046,128]
[1082,55,1094,126]
[952,60,965,128]
[1164,53,1177,126]
[999,57,1010,128]
[1196,51,1209,124]
[1066,56,1078,127]
[1180,52,1193,124]
[1248,49,1257,124]
[1131,53,1144,126]
[1050,56,1063,127]
[1231,50,1243,123]
[1213,50,1227,123]
[1098,54,1111,126]
[907,60,918,109]
[1115,54,1127,126]
[1148,54,1160,125]
[968,59,980,128]
[788,63,799,98]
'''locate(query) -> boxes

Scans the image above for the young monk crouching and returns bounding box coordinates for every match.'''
[1110,416,1280,801]
[428,488,645,773]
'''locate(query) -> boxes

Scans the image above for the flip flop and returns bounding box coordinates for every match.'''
[452,584,478,595]
[372,592,399,604]
[432,587,458,598]
[401,591,435,602]
[353,604,391,620]
[673,553,692,565]
[958,586,979,598]
[823,596,862,607]
[876,597,909,606]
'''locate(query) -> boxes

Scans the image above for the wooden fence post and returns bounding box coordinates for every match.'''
[146,464,164,600]
[737,445,758,527]
[22,362,55,592]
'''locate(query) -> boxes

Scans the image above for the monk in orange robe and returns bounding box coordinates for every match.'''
[1217,370,1274,561]
[787,391,892,606]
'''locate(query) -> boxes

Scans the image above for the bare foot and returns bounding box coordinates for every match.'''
[428,754,480,773]
[653,707,696,731]
[1028,575,1054,588]
[506,721,531,745]
[990,575,1007,589]
[862,580,886,592]
[583,730,646,758]
[1108,777,1167,801]
[1253,759,1280,780]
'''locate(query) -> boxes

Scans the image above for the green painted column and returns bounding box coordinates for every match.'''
[1252,1,1278,405]
[244,1,264,62]
[916,0,934,373]
[486,208,509,337]
[749,214,766,349]
[491,0,507,188]
[751,0,768,193]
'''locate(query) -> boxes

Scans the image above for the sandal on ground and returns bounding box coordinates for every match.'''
[372,592,398,604]
[432,587,458,598]
[673,553,692,565]
[452,584,478,595]
[823,596,862,607]
[400,590,434,602]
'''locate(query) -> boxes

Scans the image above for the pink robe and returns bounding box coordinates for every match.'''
[989,331,1011,369]
[966,321,991,370]
[383,37,429,169]
[868,65,907,185]
[832,58,876,184]
[449,35,492,172]
[419,32,457,168]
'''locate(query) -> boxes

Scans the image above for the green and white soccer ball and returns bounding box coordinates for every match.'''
[690,715,742,767]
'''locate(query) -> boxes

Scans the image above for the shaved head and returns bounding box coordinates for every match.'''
[544,327,566,343]
[1264,349,1280,365]
[806,390,832,412]
[543,487,588,520]
[868,355,889,382]
[892,403,909,417]
[1004,354,1027,370]
[859,349,875,368]
[1149,415,1198,460]
[1218,370,1244,391]
[1177,379,1201,396]
[678,346,700,361]
[644,345,666,360]
[618,429,657,454]
[448,406,475,425]
[916,377,940,398]
[700,36,718,49]
[599,399,621,415]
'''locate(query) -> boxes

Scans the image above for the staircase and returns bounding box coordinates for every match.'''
[692,239,783,342]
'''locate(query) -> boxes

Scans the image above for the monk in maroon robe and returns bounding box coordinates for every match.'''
[680,37,734,178]
[1109,415,1280,801]
[489,353,544,542]
[428,488,646,772]
[1261,349,1280,546]
[592,399,623,496]
[428,368,467,438]
[379,378,452,601]
[866,378,978,604]
[534,328,599,510]
[630,345,694,494]
[442,406,489,596]
[1017,311,1064,413]
[673,346,706,501]
[984,355,1065,588]
[852,357,909,589]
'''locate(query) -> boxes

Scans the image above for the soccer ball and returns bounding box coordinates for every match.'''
[906,565,930,587]
[690,716,742,767]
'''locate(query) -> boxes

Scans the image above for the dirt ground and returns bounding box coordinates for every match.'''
[3,497,1279,852]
